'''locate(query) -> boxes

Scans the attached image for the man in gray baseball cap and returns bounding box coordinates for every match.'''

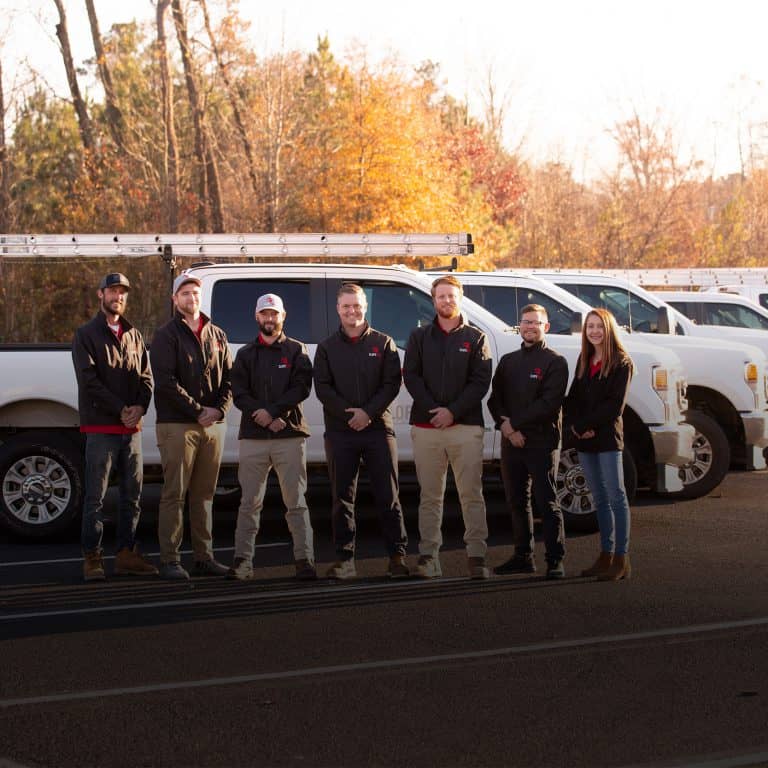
[99,272,131,291]
[151,271,232,580]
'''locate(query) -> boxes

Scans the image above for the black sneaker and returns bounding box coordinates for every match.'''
[493,553,536,575]
[546,560,565,580]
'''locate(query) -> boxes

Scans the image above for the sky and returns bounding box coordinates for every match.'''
[1,0,767,181]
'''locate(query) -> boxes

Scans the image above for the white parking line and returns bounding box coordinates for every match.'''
[0,616,766,709]
[0,542,288,568]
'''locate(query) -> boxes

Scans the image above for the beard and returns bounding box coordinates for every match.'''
[102,297,124,317]
[437,304,459,320]
[258,319,283,337]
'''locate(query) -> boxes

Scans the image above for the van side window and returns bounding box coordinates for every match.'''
[210,279,313,343]
[357,282,435,349]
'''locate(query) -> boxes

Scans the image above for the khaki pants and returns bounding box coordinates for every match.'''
[157,421,226,564]
[411,425,488,559]
[234,437,313,562]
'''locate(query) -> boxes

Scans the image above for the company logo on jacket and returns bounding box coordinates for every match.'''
[459,341,471,353]
[369,345,381,358]
[278,356,291,369]
[530,367,543,381]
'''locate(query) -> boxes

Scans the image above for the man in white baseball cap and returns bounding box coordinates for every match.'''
[228,292,316,580]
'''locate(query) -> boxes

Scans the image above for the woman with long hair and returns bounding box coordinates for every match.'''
[564,308,634,581]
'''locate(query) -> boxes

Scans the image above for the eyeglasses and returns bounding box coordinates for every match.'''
[520,319,545,326]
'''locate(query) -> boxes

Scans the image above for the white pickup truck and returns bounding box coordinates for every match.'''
[531,270,768,479]
[0,257,693,538]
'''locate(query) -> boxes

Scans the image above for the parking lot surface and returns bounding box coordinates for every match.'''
[1,474,767,768]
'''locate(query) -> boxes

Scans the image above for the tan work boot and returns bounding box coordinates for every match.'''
[597,554,632,581]
[581,552,613,578]
[468,556,490,580]
[83,551,106,582]
[386,553,410,579]
[114,545,159,577]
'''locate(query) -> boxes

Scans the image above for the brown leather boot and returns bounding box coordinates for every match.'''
[598,554,631,581]
[581,552,613,577]
[83,551,106,582]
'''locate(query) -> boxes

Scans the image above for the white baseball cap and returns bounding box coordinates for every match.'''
[172,273,202,294]
[255,293,285,313]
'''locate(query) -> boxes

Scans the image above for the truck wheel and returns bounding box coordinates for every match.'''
[556,448,638,533]
[0,433,84,538]
[663,410,730,500]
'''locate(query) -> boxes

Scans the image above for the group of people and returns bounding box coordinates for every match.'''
[72,271,634,585]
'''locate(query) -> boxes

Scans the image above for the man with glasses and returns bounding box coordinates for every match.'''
[488,304,569,579]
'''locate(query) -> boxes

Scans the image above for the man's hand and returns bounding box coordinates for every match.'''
[500,417,514,440]
[571,425,595,440]
[346,407,371,431]
[429,407,454,429]
[198,406,222,428]
[268,417,287,433]
[121,405,145,429]
[252,408,273,428]
[509,430,526,448]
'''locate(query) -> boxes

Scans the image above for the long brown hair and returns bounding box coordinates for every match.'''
[577,308,633,379]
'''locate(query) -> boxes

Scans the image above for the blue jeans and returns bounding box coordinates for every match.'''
[81,432,143,553]
[578,450,631,555]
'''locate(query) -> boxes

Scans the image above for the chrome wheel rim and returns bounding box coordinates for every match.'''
[2,454,72,525]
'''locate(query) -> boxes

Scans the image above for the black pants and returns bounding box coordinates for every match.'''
[325,429,408,558]
[499,440,565,562]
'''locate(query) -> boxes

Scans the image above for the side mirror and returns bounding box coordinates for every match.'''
[656,306,670,335]
[570,311,583,334]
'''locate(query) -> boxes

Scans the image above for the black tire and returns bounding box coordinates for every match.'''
[661,409,730,500]
[0,432,84,538]
[555,447,638,533]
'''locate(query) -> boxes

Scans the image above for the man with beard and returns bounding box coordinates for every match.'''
[151,274,233,580]
[72,272,157,581]
[227,293,316,580]
[314,283,409,579]
[488,304,569,579]
[403,275,492,579]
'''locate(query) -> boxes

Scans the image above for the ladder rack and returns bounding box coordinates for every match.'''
[0,232,474,259]
[536,267,768,288]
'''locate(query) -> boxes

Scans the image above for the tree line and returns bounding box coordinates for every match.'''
[1,0,767,343]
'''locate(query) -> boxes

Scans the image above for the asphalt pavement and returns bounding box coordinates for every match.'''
[0,474,767,768]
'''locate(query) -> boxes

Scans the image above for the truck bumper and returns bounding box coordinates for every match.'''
[650,423,695,493]
[650,423,695,466]
[741,412,768,470]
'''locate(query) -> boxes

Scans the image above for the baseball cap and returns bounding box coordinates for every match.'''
[172,273,202,294]
[99,272,130,290]
[255,293,285,313]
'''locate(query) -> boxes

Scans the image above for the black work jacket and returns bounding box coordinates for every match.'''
[488,340,569,449]
[72,313,153,427]
[231,334,312,439]
[563,355,633,452]
[403,315,492,427]
[150,313,232,423]
[313,324,402,434]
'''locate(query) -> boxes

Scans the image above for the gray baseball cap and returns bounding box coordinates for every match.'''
[99,272,130,290]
